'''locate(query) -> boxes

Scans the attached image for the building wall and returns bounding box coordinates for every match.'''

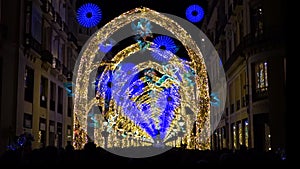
[204,0,286,151]
[0,0,78,153]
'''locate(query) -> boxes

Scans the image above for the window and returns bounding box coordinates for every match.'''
[254,61,268,99]
[50,81,56,111]
[39,118,47,147]
[51,31,59,58]
[49,120,55,146]
[57,122,63,148]
[58,86,63,114]
[238,122,243,148]
[42,27,52,51]
[40,76,48,108]
[236,100,240,111]
[68,97,72,117]
[23,113,32,129]
[251,4,263,37]
[244,119,249,148]
[67,125,72,141]
[24,66,34,102]
[222,127,227,149]
[31,3,42,43]
[232,124,237,149]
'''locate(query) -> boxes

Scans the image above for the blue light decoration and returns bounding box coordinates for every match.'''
[7,132,34,151]
[157,84,180,139]
[182,64,196,86]
[210,92,220,107]
[131,18,153,51]
[151,35,178,63]
[131,18,152,38]
[185,4,205,23]
[95,71,113,112]
[63,82,74,97]
[77,3,102,28]
[99,38,116,53]
[88,113,100,128]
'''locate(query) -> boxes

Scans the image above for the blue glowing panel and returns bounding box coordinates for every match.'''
[151,36,178,63]
[185,4,204,23]
[77,3,102,28]
[95,71,113,111]
[157,84,180,139]
[210,92,220,107]
[63,82,74,97]
[99,38,116,53]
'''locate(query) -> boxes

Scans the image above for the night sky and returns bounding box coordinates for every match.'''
[76,0,208,29]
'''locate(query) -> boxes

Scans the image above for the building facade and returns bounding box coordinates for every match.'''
[0,0,79,153]
[202,0,286,151]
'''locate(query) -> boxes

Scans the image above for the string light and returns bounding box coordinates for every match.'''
[73,7,211,152]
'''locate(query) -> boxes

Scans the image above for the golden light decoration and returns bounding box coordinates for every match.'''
[72,7,212,152]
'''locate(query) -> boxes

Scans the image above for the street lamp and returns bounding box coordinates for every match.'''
[101,121,109,148]
[173,125,178,147]
[178,117,186,147]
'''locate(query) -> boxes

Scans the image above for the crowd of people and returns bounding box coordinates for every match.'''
[0,142,286,166]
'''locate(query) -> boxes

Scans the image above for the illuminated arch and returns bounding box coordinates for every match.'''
[72,7,224,154]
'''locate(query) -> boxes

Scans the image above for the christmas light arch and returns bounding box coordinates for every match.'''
[72,7,226,158]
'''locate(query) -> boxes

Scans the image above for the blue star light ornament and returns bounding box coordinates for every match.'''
[77,3,102,28]
[186,4,205,23]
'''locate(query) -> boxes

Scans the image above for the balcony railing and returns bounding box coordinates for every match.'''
[254,88,268,101]
[55,58,61,71]
[67,32,78,46]
[53,11,63,28]
[224,33,270,71]
[41,50,53,65]
[40,0,54,17]
[24,34,42,54]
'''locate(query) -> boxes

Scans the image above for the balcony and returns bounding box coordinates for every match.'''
[67,32,78,47]
[67,71,73,81]
[55,58,62,71]
[40,0,55,17]
[24,34,42,55]
[41,50,53,65]
[224,33,271,71]
[53,11,63,28]
[254,88,268,101]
